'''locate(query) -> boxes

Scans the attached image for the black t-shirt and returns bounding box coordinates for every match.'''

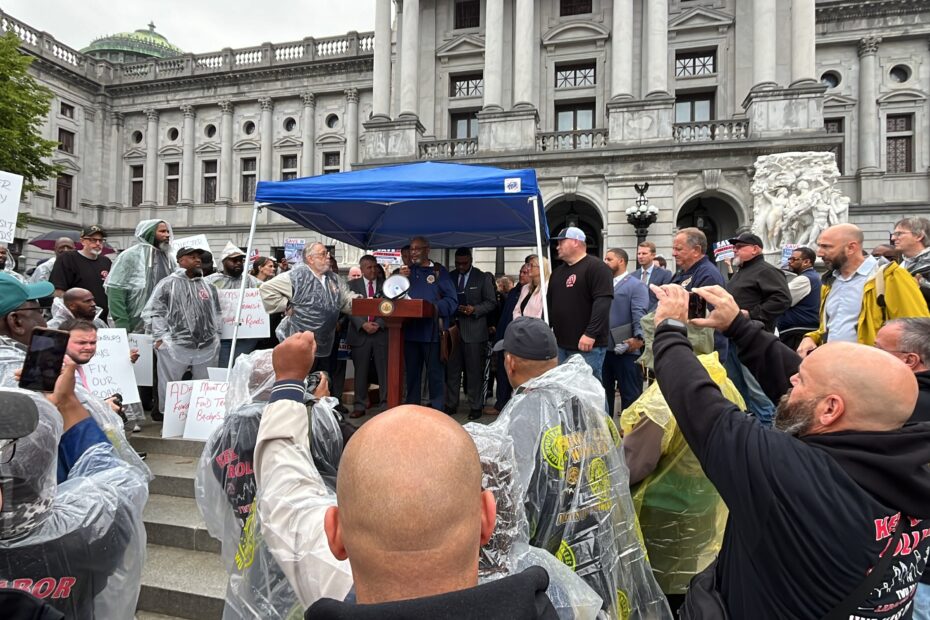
[49,252,112,320]
[547,255,614,350]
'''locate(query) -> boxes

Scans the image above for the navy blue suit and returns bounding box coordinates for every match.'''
[602,275,649,417]
[632,265,673,311]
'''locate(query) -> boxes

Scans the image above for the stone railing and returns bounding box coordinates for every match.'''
[536,129,609,152]
[673,120,749,142]
[418,138,479,160]
[1,10,87,71]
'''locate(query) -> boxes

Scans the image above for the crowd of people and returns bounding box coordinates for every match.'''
[0,213,928,618]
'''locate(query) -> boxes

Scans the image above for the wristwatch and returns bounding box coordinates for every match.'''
[656,318,688,336]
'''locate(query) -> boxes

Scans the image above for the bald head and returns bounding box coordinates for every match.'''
[325,405,495,603]
[55,237,75,255]
[62,288,97,321]
[818,224,865,276]
[826,223,864,245]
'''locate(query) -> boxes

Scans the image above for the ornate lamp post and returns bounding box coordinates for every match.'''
[625,183,659,244]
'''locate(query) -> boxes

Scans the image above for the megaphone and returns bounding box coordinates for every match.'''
[382,274,411,300]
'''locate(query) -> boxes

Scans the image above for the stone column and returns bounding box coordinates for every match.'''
[301,92,316,177]
[258,97,274,181]
[753,0,777,88]
[644,0,669,96]
[392,0,404,118]
[108,111,123,205]
[180,105,195,204]
[219,101,233,202]
[790,0,816,84]
[611,0,634,99]
[483,0,504,110]
[372,0,392,119]
[345,88,359,168]
[857,36,881,172]
[143,108,158,205]
[399,0,419,117]
[513,0,535,108]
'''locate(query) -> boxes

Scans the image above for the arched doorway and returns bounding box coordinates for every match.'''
[676,194,742,259]
[546,198,604,263]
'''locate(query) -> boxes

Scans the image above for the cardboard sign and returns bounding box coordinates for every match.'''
[0,170,24,244]
[780,244,798,268]
[373,249,402,265]
[83,328,141,405]
[713,240,735,262]
[128,333,153,387]
[284,238,305,262]
[217,288,270,339]
[183,380,229,440]
[171,234,212,257]
[162,380,194,438]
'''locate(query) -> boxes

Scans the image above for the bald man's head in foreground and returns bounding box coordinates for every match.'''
[774,341,918,436]
[323,405,496,604]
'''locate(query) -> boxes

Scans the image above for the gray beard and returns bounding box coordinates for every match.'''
[773,392,817,437]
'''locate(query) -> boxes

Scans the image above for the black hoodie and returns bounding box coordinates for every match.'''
[305,567,557,619]
[654,315,930,619]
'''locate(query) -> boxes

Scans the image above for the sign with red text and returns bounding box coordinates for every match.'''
[373,249,402,265]
[162,380,194,438]
[128,333,153,387]
[217,288,270,339]
[84,328,141,405]
[183,380,229,440]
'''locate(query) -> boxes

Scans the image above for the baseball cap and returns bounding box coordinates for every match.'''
[728,232,764,247]
[220,241,246,261]
[80,225,106,238]
[176,246,205,260]
[493,317,558,361]
[552,226,586,242]
[0,273,54,316]
[0,392,39,440]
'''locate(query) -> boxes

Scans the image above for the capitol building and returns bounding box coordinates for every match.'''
[4,0,929,274]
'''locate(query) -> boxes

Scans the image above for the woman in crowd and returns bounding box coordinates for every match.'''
[251,256,277,283]
[513,255,550,320]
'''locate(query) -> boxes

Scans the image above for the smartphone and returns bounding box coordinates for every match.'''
[688,292,708,320]
[18,327,70,392]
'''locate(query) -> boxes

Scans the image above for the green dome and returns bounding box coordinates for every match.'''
[82,22,183,63]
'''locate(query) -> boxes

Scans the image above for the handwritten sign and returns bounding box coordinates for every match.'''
[217,288,270,339]
[128,333,153,387]
[83,328,141,405]
[0,171,24,244]
[373,249,402,265]
[284,238,305,263]
[171,234,212,257]
[713,240,735,262]
[183,380,229,440]
[162,380,193,438]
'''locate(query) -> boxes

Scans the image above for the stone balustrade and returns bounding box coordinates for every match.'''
[672,120,749,142]
[536,129,609,152]
[418,138,479,160]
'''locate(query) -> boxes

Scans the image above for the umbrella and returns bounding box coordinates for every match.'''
[28,230,116,255]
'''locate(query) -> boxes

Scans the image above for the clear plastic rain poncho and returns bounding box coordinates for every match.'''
[0,388,149,619]
[467,422,604,620]
[29,257,55,284]
[46,296,107,330]
[195,350,344,619]
[487,355,671,620]
[104,219,177,333]
[620,353,742,597]
[142,268,222,365]
[275,265,353,356]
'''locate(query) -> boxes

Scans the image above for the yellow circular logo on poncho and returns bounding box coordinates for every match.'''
[556,540,576,570]
[541,426,564,471]
[616,589,632,620]
[588,457,610,501]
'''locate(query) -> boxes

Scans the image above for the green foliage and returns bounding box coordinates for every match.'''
[0,31,62,194]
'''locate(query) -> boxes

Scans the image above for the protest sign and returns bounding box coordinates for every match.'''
[128,333,153,387]
[713,240,735,262]
[83,329,141,405]
[171,234,212,256]
[284,238,305,262]
[780,244,798,268]
[0,171,24,244]
[207,367,229,381]
[217,288,270,339]
[373,249,402,265]
[162,380,193,438]
[183,380,229,440]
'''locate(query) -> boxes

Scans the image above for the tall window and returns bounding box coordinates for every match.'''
[886,114,913,173]
[60,102,75,118]
[560,0,592,16]
[281,155,298,180]
[454,0,480,29]
[322,152,341,174]
[451,73,483,98]
[58,129,75,154]
[202,160,217,203]
[165,162,180,206]
[451,111,479,139]
[824,118,845,174]
[675,50,717,77]
[241,157,257,201]
[675,92,715,123]
[556,103,595,132]
[556,63,596,88]
[55,174,72,211]
[130,165,144,206]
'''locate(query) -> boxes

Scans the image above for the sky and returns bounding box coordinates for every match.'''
[2,0,377,54]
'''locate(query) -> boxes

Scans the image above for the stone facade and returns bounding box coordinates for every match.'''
[5,0,929,276]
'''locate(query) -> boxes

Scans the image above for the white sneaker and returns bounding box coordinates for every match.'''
[132,424,142,433]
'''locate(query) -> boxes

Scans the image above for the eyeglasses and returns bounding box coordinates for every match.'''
[309,251,331,258]
[81,237,106,245]
[890,231,912,238]
[13,306,43,316]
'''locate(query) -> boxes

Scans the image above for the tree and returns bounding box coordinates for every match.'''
[0,31,62,196]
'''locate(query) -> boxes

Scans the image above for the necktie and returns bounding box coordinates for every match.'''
[640,269,648,283]
[458,273,466,292]
[367,279,375,322]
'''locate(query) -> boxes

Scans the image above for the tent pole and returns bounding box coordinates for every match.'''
[228,201,262,373]
[531,195,550,326]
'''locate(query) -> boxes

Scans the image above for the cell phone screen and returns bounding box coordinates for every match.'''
[18,328,70,393]
[688,293,708,320]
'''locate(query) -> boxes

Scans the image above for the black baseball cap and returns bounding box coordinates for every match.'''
[0,392,39,440]
[80,225,106,238]
[728,232,764,247]
[493,317,558,361]
[176,246,206,260]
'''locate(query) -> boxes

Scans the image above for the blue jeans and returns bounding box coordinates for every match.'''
[914,583,930,620]
[602,352,644,418]
[558,347,606,381]
[725,339,775,426]
[405,340,445,411]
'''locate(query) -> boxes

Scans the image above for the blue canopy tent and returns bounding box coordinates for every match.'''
[227,162,550,368]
